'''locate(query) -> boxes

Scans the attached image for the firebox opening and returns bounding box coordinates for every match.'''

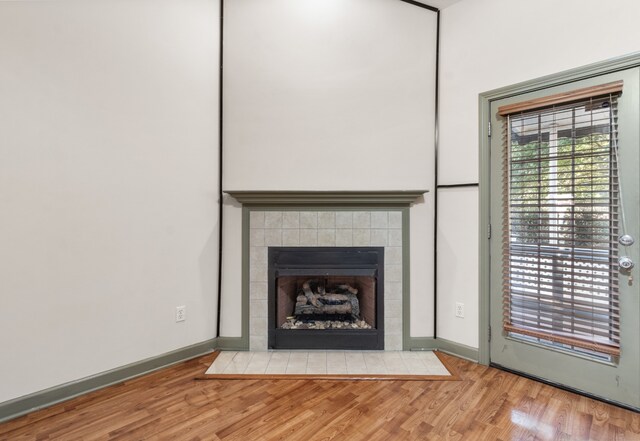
[276,276,376,330]
[268,246,384,350]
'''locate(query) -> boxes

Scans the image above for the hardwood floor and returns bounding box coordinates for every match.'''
[1,352,638,440]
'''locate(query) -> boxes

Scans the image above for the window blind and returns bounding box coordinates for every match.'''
[499,83,622,356]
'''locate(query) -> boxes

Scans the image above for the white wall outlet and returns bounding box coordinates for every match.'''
[176,305,186,322]
[455,302,464,318]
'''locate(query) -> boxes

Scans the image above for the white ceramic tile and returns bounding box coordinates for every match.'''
[400,351,423,359]
[205,351,236,374]
[389,211,402,229]
[380,351,402,360]
[336,212,353,229]
[299,212,318,229]
[371,212,389,229]
[326,352,347,374]
[249,228,265,246]
[270,351,292,364]
[400,352,441,375]
[318,229,336,246]
[250,211,265,229]
[335,229,353,246]
[385,316,402,332]
[245,352,271,374]
[265,355,288,374]
[264,228,282,246]
[250,246,268,266]
[370,229,388,246]
[381,354,410,374]
[385,264,402,282]
[306,352,327,374]
[307,351,327,363]
[263,351,289,373]
[282,212,300,229]
[286,352,309,374]
[385,246,402,265]
[288,351,310,363]
[299,229,318,246]
[282,229,300,246]
[345,352,367,374]
[264,211,283,229]
[352,211,371,228]
[250,317,267,336]
[385,281,402,300]
[421,352,450,375]
[388,229,402,246]
[250,335,268,351]
[250,282,268,300]
[208,351,449,377]
[250,300,267,319]
[352,229,370,246]
[317,212,336,229]
[363,353,388,374]
[223,352,254,374]
[385,334,403,351]
[250,264,267,282]
[402,358,429,375]
[385,300,402,319]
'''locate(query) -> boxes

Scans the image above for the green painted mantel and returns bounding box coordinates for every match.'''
[224,190,429,205]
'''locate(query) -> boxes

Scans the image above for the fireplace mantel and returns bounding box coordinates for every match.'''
[225,190,428,205]
[230,191,425,351]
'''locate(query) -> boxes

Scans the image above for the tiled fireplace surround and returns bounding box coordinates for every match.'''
[248,209,405,351]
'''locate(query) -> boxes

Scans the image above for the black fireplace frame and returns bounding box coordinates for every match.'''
[268,246,384,350]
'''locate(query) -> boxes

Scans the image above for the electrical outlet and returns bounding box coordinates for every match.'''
[176,305,186,322]
[455,302,464,318]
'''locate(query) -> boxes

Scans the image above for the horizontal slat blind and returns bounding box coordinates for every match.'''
[501,87,621,356]
[498,81,623,116]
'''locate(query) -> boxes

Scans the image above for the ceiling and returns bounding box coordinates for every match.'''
[413,0,463,10]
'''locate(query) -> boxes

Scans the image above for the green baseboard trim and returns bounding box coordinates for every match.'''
[214,337,248,351]
[0,338,216,424]
[405,337,479,361]
[435,338,479,362]
[406,337,438,351]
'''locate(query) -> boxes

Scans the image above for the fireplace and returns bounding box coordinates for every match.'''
[268,247,384,350]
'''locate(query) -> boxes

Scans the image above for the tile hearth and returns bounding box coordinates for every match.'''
[206,351,450,376]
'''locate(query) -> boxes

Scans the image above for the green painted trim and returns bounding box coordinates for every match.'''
[478,51,640,367]
[406,337,479,362]
[0,339,216,424]
[402,207,412,351]
[405,337,478,362]
[407,337,437,351]
[225,190,428,205]
[436,338,479,362]
[215,337,248,351]
[245,206,410,211]
[477,91,492,366]
[239,206,413,351]
[240,206,250,350]
[481,51,640,102]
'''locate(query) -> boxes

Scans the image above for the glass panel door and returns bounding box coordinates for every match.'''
[489,68,640,409]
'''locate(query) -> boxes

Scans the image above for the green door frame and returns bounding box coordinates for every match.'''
[477,52,640,366]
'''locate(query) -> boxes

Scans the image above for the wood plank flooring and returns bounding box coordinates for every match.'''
[1,352,638,440]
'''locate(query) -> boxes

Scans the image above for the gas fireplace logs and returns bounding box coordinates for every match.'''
[294,279,360,317]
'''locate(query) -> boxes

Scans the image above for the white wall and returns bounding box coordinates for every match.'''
[223,0,436,191]
[220,0,438,338]
[437,0,640,348]
[0,0,220,403]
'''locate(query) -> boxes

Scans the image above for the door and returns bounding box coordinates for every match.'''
[489,68,640,409]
